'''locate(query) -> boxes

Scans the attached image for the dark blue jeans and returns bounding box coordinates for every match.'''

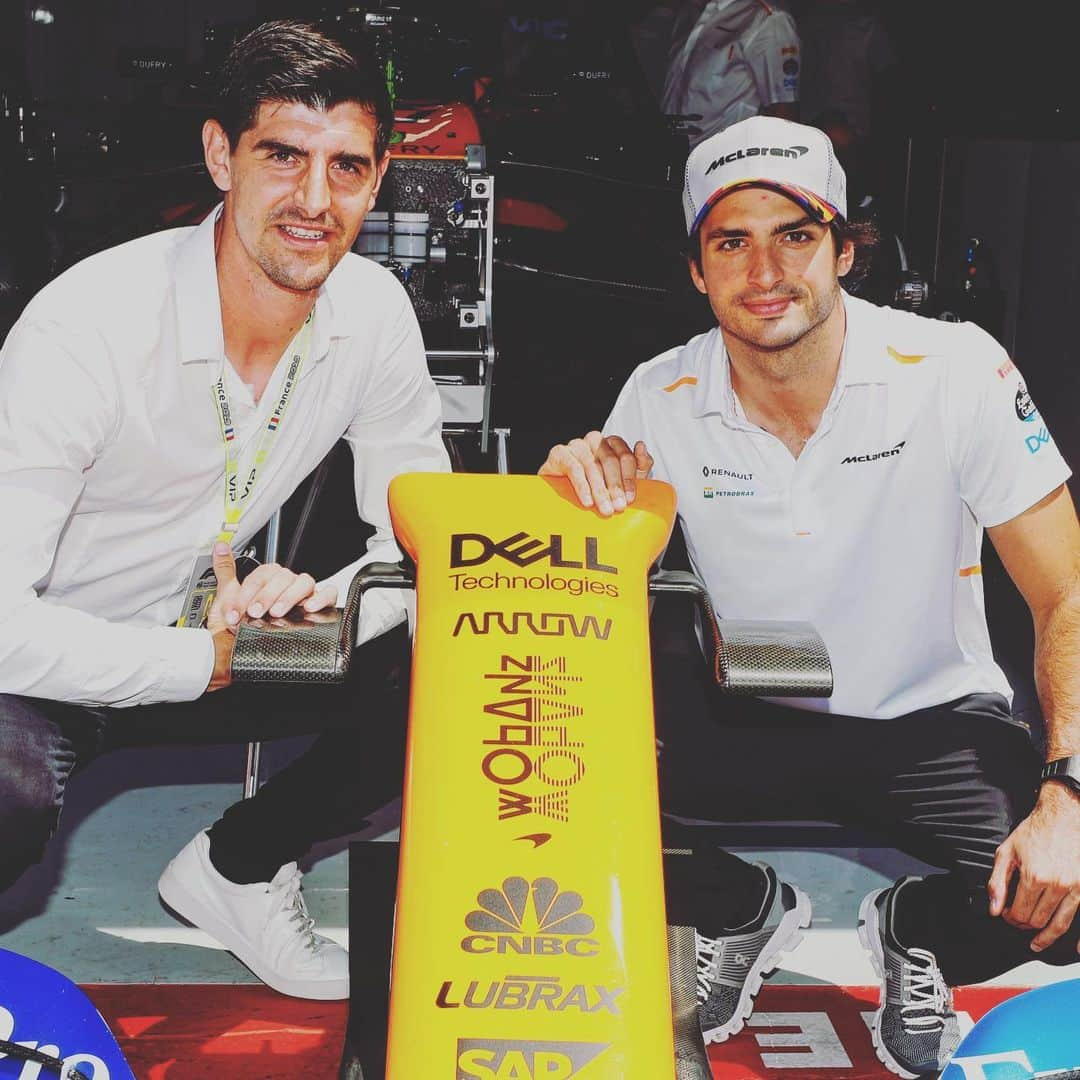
[0,626,410,893]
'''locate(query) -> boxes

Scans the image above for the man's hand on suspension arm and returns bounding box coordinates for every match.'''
[539,432,654,516]
[204,541,337,692]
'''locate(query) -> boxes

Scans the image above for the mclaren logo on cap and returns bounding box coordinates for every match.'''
[705,145,809,176]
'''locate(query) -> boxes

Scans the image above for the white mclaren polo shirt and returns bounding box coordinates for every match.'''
[605,293,1072,719]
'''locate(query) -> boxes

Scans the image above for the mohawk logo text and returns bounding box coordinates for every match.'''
[451,533,617,575]
[456,1038,610,1080]
[704,145,809,175]
[436,974,623,1014]
[482,655,586,824]
[461,876,599,958]
[453,611,612,641]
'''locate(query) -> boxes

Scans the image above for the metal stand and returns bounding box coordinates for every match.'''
[241,506,281,799]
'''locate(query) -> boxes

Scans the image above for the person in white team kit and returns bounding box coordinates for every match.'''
[661,0,800,145]
[541,115,1080,1078]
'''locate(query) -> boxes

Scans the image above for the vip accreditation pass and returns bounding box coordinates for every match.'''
[176,312,313,628]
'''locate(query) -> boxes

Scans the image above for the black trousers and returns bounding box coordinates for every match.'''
[0,627,410,893]
[653,648,1080,986]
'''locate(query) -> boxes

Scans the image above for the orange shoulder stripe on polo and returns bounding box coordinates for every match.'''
[663,375,698,393]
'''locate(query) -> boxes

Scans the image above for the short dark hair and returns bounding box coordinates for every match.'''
[213,20,394,160]
[831,214,880,291]
[686,213,880,288]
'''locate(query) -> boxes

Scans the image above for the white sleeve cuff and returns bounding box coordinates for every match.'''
[148,625,217,703]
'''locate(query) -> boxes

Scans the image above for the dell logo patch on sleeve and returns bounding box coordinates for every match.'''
[1025,427,1051,454]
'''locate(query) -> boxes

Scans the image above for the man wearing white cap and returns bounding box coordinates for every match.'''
[540,116,1080,1077]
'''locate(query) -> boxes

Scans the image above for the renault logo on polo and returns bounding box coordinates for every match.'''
[456,1038,610,1079]
[461,876,599,957]
[450,533,616,575]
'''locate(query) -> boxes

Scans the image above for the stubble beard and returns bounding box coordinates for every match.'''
[257,210,351,293]
[255,236,342,294]
[721,277,842,375]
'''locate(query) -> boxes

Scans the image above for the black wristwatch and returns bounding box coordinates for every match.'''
[1041,756,1080,794]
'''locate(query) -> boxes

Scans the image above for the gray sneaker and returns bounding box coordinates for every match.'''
[696,862,812,1044]
[667,924,714,1079]
[858,879,963,1078]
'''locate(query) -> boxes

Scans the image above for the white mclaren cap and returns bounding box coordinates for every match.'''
[683,115,847,237]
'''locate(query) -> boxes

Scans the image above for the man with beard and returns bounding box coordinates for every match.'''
[0,21,449,999]
[540,115,1080,1076]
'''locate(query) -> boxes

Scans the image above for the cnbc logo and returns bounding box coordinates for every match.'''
[461,876,599,958]
[456,1038,609,1079]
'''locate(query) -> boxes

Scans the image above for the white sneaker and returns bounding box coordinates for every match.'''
[158,830,348,1000]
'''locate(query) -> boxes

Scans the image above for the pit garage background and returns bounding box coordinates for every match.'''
[1,2,1078,1076]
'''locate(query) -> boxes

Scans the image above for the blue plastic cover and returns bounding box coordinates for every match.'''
[941,979,1080,1080]
[0,947,135,1079]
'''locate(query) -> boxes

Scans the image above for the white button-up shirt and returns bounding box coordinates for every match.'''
[606,293,1072,719]
[0,207,449,707]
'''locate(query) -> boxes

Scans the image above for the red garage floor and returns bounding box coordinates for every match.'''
[82,983,1025,1078]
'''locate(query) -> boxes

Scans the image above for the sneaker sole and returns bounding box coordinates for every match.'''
[701,884,813,1045]
[158,861,348,1001]
[857,889,918,1080]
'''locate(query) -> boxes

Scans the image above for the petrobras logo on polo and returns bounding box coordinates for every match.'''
[461,876,599,958]
[450,533,617,575]
[1015,384,1038,423]
[436,973,623,1014]
[456,1038,610,1080]
[0,1005,111,1078]
[704,145,809,176]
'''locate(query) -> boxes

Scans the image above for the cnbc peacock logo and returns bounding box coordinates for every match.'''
[460,876,599,958]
